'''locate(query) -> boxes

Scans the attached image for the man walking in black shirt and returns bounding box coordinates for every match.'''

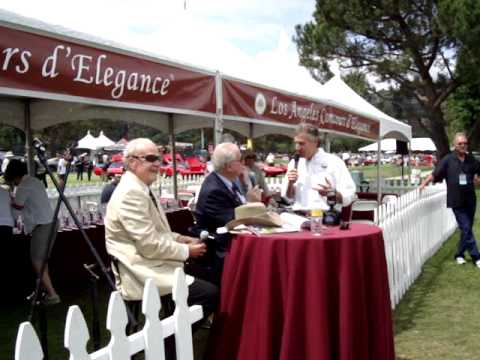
[420,132,480,268]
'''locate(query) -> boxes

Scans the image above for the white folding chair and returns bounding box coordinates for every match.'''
[351,199,378,224]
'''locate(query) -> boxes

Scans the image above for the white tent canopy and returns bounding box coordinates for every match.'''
[76,130,97,150]
[359,137,436,152]
[95,131,115,148]
[411,137,436,152]
[359,139,397,152]
[321,76,412,141]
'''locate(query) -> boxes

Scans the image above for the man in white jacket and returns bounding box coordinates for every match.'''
[105,138,218,319]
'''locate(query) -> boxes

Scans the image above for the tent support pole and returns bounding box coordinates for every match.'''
[249,123,254,149]
[168,114,178,201]
[24,99,35,175]
[323,133,331,152]
[200,128,205,149]
[376,136,382,203]
[214,71,223,146]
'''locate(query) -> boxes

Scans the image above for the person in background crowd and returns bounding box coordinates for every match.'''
[87,159,94,182]
[57,153,68,187]
[282,122,356,211]
[238,151,270,198]
[420,132,480,268]
[34,155,48,188]
[101,154,110,182]
[105,138,218,332]
[266,152,275,166]
[1,151,14,174]
[100,173,121,204]
[194,142,262,285]
[5,159,60,305]
[75,155,85,181]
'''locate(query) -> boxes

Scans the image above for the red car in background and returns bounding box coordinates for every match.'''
[93,153,125,177]
[257,163,288,177]
[159,153,206,177]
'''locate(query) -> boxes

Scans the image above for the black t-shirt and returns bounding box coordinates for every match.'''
[432,152,480,208]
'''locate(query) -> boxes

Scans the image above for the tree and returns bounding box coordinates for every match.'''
[445,79,480,150]
[294,0,480,158]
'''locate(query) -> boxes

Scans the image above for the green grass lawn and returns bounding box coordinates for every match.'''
[351,164,433,180]
[394,190,480,360]
[45,173,105,189]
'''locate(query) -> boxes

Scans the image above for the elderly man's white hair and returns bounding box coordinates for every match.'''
[212,142,239,172]
[125,138,156,169]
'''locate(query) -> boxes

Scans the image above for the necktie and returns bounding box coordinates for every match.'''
[231,183,243,204]
[149,190,159,210]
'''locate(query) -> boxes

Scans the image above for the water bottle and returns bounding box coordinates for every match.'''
[310,208,323,235]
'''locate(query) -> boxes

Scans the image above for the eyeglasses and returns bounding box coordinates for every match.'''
[456,142,468,146]
[131,154,161,163]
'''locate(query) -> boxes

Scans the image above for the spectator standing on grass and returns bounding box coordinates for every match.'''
[57,153,68,187]
[86,159,94,181]
[420,132,480,268]
[75,155,85,181]
[5,159,60,305]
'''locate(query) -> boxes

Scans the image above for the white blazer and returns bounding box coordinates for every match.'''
[105,171,190,300]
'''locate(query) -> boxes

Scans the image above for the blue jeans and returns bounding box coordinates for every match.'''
[453,203,480,261]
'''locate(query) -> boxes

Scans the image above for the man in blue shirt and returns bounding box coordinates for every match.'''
[420,132,480,268]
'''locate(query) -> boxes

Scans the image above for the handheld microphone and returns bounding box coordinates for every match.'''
[293,153,300,169]
[200,230,214,241]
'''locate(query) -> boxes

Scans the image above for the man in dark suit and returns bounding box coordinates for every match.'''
[194,142,262,285]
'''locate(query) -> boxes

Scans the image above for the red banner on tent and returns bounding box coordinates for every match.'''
[223,79,379,139]
[0,26,216,114]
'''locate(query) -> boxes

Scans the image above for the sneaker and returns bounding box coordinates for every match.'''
[456,257,466,265]
[42,294,61,306]
[475,260,480,269]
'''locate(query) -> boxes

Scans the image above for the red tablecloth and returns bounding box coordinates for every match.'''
[207,224,395,360]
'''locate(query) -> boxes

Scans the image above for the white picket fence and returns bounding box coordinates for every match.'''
[376,183,457,308]
[15,268,203,360]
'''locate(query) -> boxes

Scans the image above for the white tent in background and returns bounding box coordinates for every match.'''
[95,131,115,148]
[104,138,128,152]
[411,138,436,152]
[359,137,437,152]
[321,76,412,141]
[76,130,98,150]
[358,139,397,152]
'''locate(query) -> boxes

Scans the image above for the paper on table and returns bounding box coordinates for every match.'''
[279,212,310,231]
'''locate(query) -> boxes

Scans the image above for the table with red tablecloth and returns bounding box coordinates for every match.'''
[6,208,193,300]
[207,224,395,360]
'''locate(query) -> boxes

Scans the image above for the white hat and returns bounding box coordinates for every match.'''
[225,202,283,230]
[5,151,14,157]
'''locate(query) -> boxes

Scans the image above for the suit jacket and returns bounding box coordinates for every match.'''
[105,171,190,300]
[194,172,242,257]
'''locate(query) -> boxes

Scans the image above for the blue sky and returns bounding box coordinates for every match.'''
[0,0,326,94]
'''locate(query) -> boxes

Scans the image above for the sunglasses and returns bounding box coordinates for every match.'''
[131,154,161,163]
